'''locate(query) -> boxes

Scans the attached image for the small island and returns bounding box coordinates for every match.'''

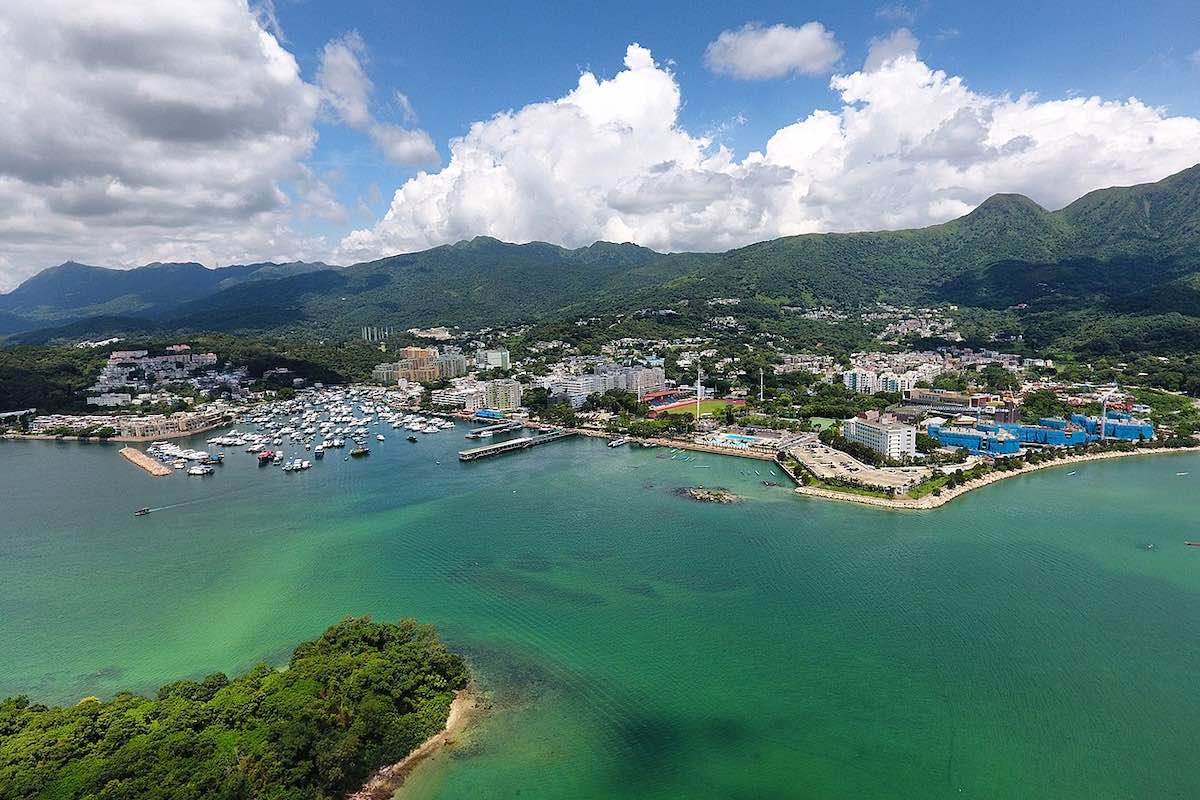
[675,486,740,504]
[0,617,469,800]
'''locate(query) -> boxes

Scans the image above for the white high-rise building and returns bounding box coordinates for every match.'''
[842,411,917,459]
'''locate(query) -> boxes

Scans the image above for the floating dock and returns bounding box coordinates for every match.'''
[458,429,575,461]
[120,446,172,476]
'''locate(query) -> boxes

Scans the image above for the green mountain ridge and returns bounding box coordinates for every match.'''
[5,164,1200,356]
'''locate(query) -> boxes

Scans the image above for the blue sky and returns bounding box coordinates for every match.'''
[1,0,1199,288]
[282,0,1200,222]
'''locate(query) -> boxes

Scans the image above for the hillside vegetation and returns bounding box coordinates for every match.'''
[3,164,1199,358]
[0,617,468,800]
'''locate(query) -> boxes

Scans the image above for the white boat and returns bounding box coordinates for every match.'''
[376,434,385,441]
[186,465,213,476]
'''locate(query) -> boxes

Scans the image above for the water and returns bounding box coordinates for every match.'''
[2,430,1198,799]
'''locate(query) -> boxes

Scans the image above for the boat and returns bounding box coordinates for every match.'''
[376,434,385,441]
[258,450,273,464]
[406,435,417,442]
[186,465,213,476]
[314,447,324,458]
[350,446,370,458]
[1177,472,1190,476]
[134,507,151,517]
[1186,542,1200,548]
[608,437,629,448]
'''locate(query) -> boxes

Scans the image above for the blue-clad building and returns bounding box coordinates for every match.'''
[994,420,1089,447]
[1070,413,1154,442]
[927,423,1021,455]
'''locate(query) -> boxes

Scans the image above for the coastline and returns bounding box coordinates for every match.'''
[3,417,234,444]
[348,688,475,800]
[794,445,1200,511]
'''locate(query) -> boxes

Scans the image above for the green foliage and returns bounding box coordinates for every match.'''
[0,617,468,800]
[1020,389,1071,423]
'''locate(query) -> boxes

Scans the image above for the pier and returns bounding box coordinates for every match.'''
[463,420,524,439]
[120,446,172,476]
[458,429,575,461]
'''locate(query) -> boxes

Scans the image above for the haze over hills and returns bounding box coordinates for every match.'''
[3,164,1199,355]
[0,260,333,334]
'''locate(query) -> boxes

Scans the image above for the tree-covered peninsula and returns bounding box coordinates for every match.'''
[0,617,468,800]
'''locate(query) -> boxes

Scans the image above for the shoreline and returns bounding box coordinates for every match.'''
[3,417,235,444]
[793,445,1200,511]
[347,688,475,800]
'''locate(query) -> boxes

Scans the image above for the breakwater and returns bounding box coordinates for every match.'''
[119,446,172,476]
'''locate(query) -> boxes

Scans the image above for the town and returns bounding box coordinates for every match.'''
[5,322,1197,508]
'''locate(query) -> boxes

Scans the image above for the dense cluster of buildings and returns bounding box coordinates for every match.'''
[532,363,666,408]
[430,378,523,411]
[370,346,470,384]
[26,403,237,439]
[86,345,241,407]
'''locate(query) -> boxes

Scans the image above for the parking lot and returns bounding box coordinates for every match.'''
[786,433,933,490]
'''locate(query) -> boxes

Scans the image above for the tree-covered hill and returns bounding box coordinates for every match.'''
[4,163,1199,358]
[0,260,333,330]
[0,617,468,800]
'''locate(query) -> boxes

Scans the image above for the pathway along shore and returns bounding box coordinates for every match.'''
[793,444,1200,511]
[348,689,475,800]
[119,446,172,476]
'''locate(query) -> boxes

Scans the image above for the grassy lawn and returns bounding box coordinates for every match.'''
[804,474,893,499]
[907,474,950,498]
[696,399,742,415]
[808,416,837,431]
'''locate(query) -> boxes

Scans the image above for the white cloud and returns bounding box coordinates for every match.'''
[1189,49,1200,66]
[340,43,1200,261]
[875,2,928,24]
[0,0,325,290]
[864,28,921,72]
[316,31,438,167]
[704,22,843,80]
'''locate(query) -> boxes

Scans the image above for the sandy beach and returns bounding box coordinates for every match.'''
[794,444,1200,511]
[347,688,475,800]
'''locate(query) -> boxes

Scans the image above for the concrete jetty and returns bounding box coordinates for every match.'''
[458,429,575,461]
[120,447,172,477]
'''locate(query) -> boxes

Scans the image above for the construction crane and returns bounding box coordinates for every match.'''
[1097,384,1121,442]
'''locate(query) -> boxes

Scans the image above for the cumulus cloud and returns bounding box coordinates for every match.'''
[0,0,326,289]
[339,42,1200,261]
[704,22,843,79]
[316,31,438,168]
[864,28,921,72]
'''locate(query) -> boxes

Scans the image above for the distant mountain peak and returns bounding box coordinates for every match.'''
[963,193,1049,224]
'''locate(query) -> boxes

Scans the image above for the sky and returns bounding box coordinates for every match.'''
[1,0,1199,290]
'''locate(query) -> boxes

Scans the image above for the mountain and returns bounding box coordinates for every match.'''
[0,260,334,333]
[5,164,1200,356]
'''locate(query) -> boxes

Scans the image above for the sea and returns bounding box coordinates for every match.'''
[2,426,1198,798]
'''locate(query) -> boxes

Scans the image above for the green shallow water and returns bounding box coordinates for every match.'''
[2,431,1199,799]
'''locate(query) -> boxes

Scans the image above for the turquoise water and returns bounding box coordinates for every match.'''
[2,430,1199,798]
